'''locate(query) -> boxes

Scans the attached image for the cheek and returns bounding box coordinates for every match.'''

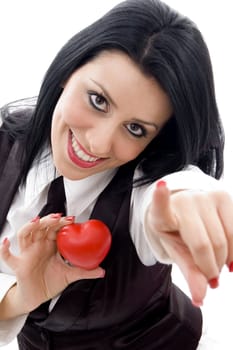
[62,102,91,129]
[114,140,149,163]
[54,90,86,127]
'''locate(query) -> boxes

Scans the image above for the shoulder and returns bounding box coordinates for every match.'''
[0,97,37,145]
[0,108,2,127]
[0,96,37,126]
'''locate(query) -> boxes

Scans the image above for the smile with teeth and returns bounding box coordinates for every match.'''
[71,132,100,163]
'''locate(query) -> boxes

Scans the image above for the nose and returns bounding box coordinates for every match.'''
[86,121,116,157]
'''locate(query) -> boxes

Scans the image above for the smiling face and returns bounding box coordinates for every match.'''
[51,50,172,180]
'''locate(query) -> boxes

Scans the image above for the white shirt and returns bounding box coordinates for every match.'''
[0,153,225,347]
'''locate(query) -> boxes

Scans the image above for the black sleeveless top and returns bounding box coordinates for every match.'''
[0,122,202,349]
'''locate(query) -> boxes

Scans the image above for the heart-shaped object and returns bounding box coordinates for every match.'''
[56,219,112,269]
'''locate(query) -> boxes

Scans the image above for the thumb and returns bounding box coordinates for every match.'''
[149,180,178,232]
[65,265,105,284]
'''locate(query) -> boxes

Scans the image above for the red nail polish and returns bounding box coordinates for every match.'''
[208,277,219,289]
[228,262,233,272]
[157,180,166,188]
[66,216,75,222]
[31,216,40,223]
[2,237,8,245]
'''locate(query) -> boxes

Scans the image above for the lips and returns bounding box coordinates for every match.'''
[68,131,104,168]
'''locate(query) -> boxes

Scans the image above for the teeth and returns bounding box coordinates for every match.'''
[71,133,99,162]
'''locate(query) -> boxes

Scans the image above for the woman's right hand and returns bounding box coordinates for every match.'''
[0,214,105,318]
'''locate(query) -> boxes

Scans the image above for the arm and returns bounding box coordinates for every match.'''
[131,165,226,265]
[0,274,28,346]
[141,165,225,264]
[0,279,28,320]
[143,171,233,306]
[0,214,105,345]
[131,166,233,305]
[0,215,105,319]
[0,108,2,127]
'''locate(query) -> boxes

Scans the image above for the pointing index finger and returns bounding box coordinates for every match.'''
[149,180,178,233]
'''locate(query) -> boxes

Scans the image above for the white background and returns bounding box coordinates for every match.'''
[0,1,232,349]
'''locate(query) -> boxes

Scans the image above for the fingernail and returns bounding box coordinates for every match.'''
[2,237,9,245]
[192,299,203,308]
[208,277,219,289]
[51,213,62,219]
[156,180,166,188]
[65,216,75,222]
[31,216,40,223]
[228,262,233,272]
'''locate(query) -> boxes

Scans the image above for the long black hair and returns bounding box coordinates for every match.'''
[1,0,224,185]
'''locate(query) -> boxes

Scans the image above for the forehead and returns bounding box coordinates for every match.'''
[79,50,154,84]
[68,50,173,123]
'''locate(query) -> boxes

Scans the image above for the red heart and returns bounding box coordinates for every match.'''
[56,219,112,269]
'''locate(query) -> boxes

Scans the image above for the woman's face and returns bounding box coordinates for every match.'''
[51,51,172,180]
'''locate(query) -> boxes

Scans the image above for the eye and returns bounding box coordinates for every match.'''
[88,92,108,112]
[125,123,147,138]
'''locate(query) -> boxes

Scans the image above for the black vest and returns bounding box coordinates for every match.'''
[0,127,202,349]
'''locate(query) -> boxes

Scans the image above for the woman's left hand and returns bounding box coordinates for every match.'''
[146,181,233,306]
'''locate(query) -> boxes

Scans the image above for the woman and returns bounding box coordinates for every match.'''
[0,0,232,348]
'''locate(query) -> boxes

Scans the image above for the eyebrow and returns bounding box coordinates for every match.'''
[90,78,159,130]
[90,79,117,107]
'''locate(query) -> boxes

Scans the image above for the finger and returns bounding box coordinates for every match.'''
[180,193,227,272]
[46,228,57,241]
[150,181,178,232]
[36,213,63,231]
[17,214,58,248]
[17,216,41,249]
[169,191,220,280]
[178,212,219,281]
[20,214,72,245]
[68,266,105,283]
[39,215,75,232]
[32,228,46,242]
[17,215,60,247]
[0,238,19,270]
[215,191,233,268]
[56,253,105,282]
[41,216,75,241]
[200,208,227,272]
[161,238,207,305]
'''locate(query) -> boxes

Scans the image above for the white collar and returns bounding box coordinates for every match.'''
[23,150,58,205]
[23,150,117,217]
[64,169,116,217]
